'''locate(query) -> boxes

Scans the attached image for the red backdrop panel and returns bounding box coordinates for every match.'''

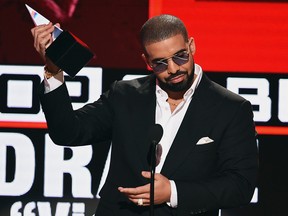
[149,0,288,73]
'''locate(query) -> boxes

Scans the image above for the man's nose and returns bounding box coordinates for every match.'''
[167,58,179,74]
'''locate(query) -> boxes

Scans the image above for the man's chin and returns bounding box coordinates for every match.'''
[158,72,194,92]
[165,81,190,92]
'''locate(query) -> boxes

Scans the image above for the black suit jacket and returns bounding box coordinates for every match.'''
[39,73,258,216]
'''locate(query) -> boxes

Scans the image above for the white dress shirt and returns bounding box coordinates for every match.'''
[155,64,203,207]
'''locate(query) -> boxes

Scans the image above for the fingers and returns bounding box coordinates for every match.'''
[31,23,54,60]
[118,184,149,197]
[143,172,171,204]
[141,171,151,179]
[118,172,171,206]
[130,197,150,207]
[118,185,150,206]
[55,23,61,28]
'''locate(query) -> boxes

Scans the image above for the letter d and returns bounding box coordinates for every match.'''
[0,133,35,196]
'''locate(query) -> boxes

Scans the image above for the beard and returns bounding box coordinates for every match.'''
[158,64,195,92]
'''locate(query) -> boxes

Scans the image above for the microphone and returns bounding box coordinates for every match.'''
[148,124,163,145]
[147,124,163,216]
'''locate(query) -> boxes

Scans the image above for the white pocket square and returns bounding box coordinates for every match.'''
[196,137,214,145]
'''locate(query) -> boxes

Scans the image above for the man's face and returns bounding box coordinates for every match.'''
[143,34,196,92]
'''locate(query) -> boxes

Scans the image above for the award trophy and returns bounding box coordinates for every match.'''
[26,4,94,78]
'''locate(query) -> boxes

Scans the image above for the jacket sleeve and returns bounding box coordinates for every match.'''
[39,81,115,146]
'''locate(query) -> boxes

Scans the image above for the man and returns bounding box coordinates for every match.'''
[31,14,258,216]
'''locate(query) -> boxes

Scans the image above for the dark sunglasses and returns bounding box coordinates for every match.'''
[150,50,190,73]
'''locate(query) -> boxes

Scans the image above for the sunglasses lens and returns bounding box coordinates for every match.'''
[172,53,189,66]
[153,64,168,73]
[151,52,189,73]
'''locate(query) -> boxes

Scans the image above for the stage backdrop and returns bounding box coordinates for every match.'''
[0,0,288,215]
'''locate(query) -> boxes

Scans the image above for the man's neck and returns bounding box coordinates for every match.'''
[166,90,186,100]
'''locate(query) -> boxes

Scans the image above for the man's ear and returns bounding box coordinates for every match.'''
[189,37,196,55]
[142,53,148,65]
[142,53,150,67]
[141,53,153,72]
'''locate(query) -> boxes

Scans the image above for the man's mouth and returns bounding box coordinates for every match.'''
[166,72,187,83]
[169,74,185,83]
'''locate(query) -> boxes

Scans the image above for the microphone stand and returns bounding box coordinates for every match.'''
[147,124,163,216]
[149,141,157,216]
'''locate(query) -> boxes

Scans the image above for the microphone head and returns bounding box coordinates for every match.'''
[148,124,163,143]
[147,124,164,167]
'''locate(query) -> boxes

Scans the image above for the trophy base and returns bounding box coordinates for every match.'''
[46,31,95,78]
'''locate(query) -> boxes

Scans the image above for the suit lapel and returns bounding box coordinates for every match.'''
[128,75,157,172]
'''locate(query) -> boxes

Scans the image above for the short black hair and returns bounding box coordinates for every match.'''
[140,14,189,49]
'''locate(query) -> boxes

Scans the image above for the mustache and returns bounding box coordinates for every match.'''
[165,71,187,82]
